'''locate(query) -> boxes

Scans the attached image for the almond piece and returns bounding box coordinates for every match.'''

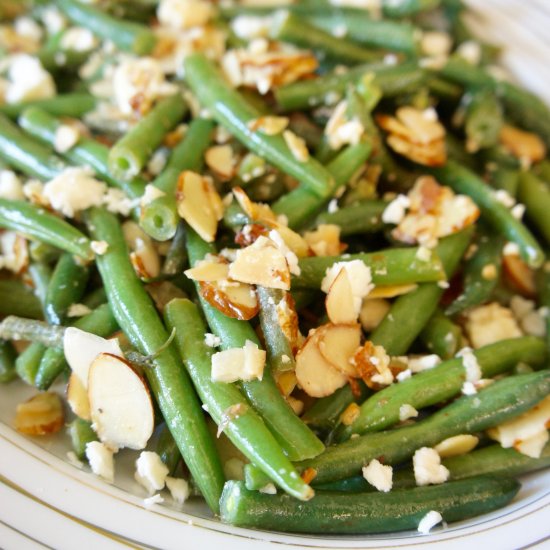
[200,280,259,321]
[326,268,357,324]
[67,372,91,421]
[503,253,537,297]
[14,392,64,436]
[304,224,342,257]
[205,145,236,180]
[176,171,224,243]
[359,298,391,332]
[317,323,361,377]
[499,125,546,165]
[232,186,277,223]
[434,434,479,458]
[367,283,418,299]
[88,353,154,451]
[123,221,160,279]
[295,332,348,398]
[228,236,290,290]
[248,116,289,136]
[184,258,230,282]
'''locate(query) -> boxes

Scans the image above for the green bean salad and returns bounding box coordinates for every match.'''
[1,0,550,537]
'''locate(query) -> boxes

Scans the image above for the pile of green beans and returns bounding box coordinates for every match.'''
[0,0,549,539]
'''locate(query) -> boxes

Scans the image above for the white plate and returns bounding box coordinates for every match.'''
[1,2,550,549]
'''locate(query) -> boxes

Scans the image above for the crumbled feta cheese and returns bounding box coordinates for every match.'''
[456,40,482,65]
[85,441,115,483]
[494,189,515,208]
[0,231,28,273]
[231,15,273,39]
[147,149,169,176]
[211,340,266,383]
[456,347,481,383]
[204,333,221,348]
[399,403,418,421]
[165,477,190,504]
[91,240,109,255]
[54,124,80,153]
[461,381,477,395]
[157,0,214,30]
[135,451,169,495]
[408,354,441,373]
[417,510,443,534]
[503,242,520,256]
[259,483,277,494]
[143,494,164,509]
[140,184,166,209]
[6,54,56,103]
[268,229,301,276]
[396,369,412,383]
[413,447,449,486]
[67,303,92,317]
[15,17,43,42]
[43,167,106,218]
[421,31,452,58]
[60,27,97,51]
[327,199,339,213]
[464,303,522,348]
[103,188,137,216]
[511,203,525,220]
[41,7,67,35]
[382,194,410,224]
[510,295,546,337]
[362,459,393,492]
[324,100,364,150]
[416,246,432,262]
[0,170,24,200]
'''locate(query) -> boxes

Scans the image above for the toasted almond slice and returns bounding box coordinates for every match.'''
[387,134,447,167]
[235,223,269,247]
[64,327,123,389]
[295,332,348,398]
[326,269,357,324]
[275,292,301,354]
[228,236,290,290]
[503,254,537,297]
[123,221,160,279]
[88,353,154,451]
[304,224,342,257]
[232,186,277,223]
[367,283,418,299]
[499,125,546,165]
[396,106,445,144]
[205,145,236,180]
[434,434,479,458]
[200,280,259,320]
[67,372,91,421]
[275,370,297,397]
[359,298,391,332]
[0,231,29,274]
[264,221,310,258]
[283,130,309,162]
[185,258,230,282]
[176,171,223,243]
[14,392,64,436]
[317,323,361,377]
[248,116,289,136]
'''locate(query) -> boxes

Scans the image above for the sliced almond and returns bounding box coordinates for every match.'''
[232,186,277,224]
[67,372,91,421]
[176,171,224,243]
[200,279,259,321]
[228,236,290,290]
[283,130,309,162]
[64,327,124,389]
[0,231,29,274]
[275,370,297,397]
[265,221,310,258]
[14,392,64,436]
[367,283,418,299]
[185,257,230,282]
[123,221,160,279]
[503,253,537,297]
[326,269,357,324]
[499,125,546,165]
[317,323,361,377]
[248,116,289,136]
[88,353,154,451]
[359,298,391,332]
[235,223,269,247]
[295,332,348,398]
[353,341,394,390]
[275,292,301,353]
[205,145,236,180]
[304,224,342,257]
[434,434,479,458]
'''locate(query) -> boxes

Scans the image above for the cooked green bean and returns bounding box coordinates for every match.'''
[108,95,188,181]
[0,280,43,320]
[86,207,225,514]
[15,342,46,386]
[165,298,314,501]
[57,0,157,55]
[29,241,61,265]
[184,53,338,199]
[220,476,518,534]
[315,200,387,236]
[38,31,93,73]
[432,161,544,268]
[0,200,92,260]
[419,309,463,359]
[0,316,66,348]
[0,94,97,119]
[0,340,17,384]
[300,370,550,484]
[68,418,98,461]
[518,172,550,247]
[28,263,52,309]
[140,118,214,241]
[156,424,182,476]
[339,336,546,440]
[489,167,520,198]
[464,87,503,152]
[186,226,325,462]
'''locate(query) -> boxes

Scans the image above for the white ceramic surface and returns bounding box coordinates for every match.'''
[1,2,550,549]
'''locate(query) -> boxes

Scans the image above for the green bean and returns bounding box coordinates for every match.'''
[518,172,550,247]
[257,287,295,375]
[0,340,17,384]
[464,87,503,152]
[38,31,92,73]
[162,223,188,276]
[427,76,462,102]
[300,370,550,484]
[86,207,225,514]
[28,263,51,316]
[0,200,92,260]
[57,0,157,55]
[140,118,214,241]
[315,200,387,236]
[432,161,544,268]
[186,227,325,462]
[29,241,62,265]
[274,62,425,112]
[68,418,98,461]
[0,113,65,180]
[0,316,66,348]
[108,95,188,181]
[184,53,337,199]
[0,94,97,119]
[419,309,463,359]
[271,11,382,64]
[165,298,314,501]
[220,476,518,534]
[293,246,446,289]
[156,424,182,476]
[19,107,146,202]
[272,141,372,229]
[340,335,546,439]
[44,253,89,325]
[15,342,46,386]
[82,287,108,309]
[35,303,119,390]
[446,227,503,316]
[489,167,520,198]
[535,160,550,184]
[0,280,43,319]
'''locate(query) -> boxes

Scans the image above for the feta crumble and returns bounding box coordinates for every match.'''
[362,459,393,492]
[85,441,114,483]
[413,447,449,486]
[399,403,418,421]
[204,333,222,348]
[417,510,443,534]
[135,451,169,495]
[211,340,266,382]
[165,477,190,505]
